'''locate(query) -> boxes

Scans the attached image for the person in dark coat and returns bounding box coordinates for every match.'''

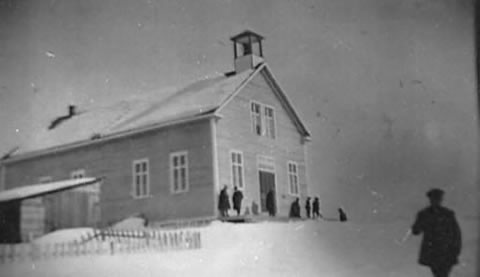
[411,188,461,277]
[338,207,347,222]
[232,186,243,216]
[266,189,276,217]
[218,185,230,217]
[251,201,259,216]
[305,197,311,218]
[312,197,321,218]
[289,198,301,218]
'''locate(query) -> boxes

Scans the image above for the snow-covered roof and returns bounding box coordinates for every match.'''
[5,63,310,162]
[12,69,255,157]
[0,177,100,203]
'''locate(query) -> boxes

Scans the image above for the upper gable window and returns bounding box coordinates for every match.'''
[251,102,262,136]
[250,101,276,139]
[264,105,276,139]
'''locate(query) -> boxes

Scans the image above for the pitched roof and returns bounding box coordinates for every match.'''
[7,63,310,161]
[13,69,255,157]
[0,177,100,203]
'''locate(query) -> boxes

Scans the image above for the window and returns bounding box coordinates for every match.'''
[288,161,299,195]
[132,159,149,198]
[170,151,189,193]
[264,105,276,139]
[230,151,245,189]
[70,169,85,179]
[251,102,262,135]
[250,101,276,139]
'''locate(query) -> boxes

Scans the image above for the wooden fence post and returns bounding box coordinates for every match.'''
[185,231,191,249]
[145,231,149,247]
[179,231,184,250]
[196,232,202,249]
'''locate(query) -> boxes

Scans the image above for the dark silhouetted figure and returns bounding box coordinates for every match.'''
[218,185,230,217]
[244,206,250,216]
[305,197,311,218]
[411,188,461,277]
[338,207,347,222]
[251,201,259,216]
[232,186,243,216]
[312,197,321,218]
[266,189,276,217]
[289,198,301,218]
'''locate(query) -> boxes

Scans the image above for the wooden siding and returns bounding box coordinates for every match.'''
[4,119,215,228]
[216,70,308,216]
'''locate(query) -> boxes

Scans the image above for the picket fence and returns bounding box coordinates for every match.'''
[0,228,202,264]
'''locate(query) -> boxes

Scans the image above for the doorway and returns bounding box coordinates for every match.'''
[259,170,275,212]
[257,155,276,213]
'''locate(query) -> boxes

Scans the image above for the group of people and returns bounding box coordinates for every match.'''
[288,197,347,222]
[218,185,244,217]
[218,186,275,217]
[219,185,347,222]
[288,197,321,219]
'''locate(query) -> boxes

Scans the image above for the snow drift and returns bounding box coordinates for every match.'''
[0,217,476,277]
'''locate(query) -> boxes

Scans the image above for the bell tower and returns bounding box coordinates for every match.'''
[231,30,264,73]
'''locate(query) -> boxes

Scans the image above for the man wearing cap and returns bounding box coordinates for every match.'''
[411,188,462,277]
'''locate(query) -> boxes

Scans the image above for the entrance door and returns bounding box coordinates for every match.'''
[259,171,275,212]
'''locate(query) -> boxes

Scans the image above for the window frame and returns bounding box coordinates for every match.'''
[250,101,263,136]
[132,158,150,199]
[287,161,300,196]
[263,104,276,139]
[170,151,189,194]
[230,150,245,190]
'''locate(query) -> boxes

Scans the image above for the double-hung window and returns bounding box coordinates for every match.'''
[250,101,276,139]
[230,151,245,190]
[251,102,262,136]
[133,159,149,198]
[264,105,276,139]
[288,161,299,195]
[170,151,189,193]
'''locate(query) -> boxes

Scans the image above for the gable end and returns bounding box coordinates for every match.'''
[258,66,311,139]
[215,63,310,140]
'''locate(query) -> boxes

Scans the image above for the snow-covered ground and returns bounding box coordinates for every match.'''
[33,228,95,245]
[0,217,477,277]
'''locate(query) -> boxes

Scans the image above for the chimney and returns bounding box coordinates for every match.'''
[48,105,78,130]
[68,105,76,116]
[231,30,264,73]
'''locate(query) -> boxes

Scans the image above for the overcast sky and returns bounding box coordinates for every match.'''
[0,0,476,222]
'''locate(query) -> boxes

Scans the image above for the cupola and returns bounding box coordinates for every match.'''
[231,30,264,73]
